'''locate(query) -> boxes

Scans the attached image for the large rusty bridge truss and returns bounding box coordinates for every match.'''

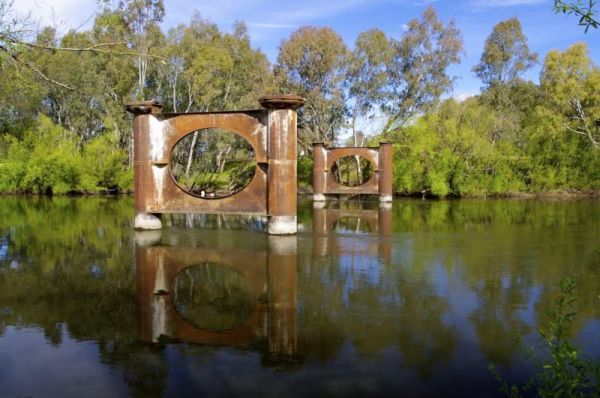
[127,95,304,235]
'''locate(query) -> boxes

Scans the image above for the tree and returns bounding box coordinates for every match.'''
[541,43,600,148]
[275,26,349,150]
[116,0,165,100]
[383,6,463,134]
[553,0,599,32]
[346,29,392,183]
[473,17,537,89]
[346,29,392,145]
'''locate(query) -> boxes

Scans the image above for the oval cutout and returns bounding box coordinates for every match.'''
[170,128,256,198]
[331,155,374,187]
[172,263,255,332]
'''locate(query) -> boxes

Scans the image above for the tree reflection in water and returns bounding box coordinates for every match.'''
[0,197,598,396]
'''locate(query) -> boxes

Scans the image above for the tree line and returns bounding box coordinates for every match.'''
[0,0,598,196]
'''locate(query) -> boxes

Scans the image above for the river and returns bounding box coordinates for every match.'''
[0,197,598,397]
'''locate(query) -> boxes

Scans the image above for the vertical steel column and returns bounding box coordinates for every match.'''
[378,142,393,203]
[126,101,164,229]
[266,236,298,364]
[260,95,305,235]
[312,143,327,202]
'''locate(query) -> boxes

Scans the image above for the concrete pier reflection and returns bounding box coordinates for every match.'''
[135,235,298,363]
[311,203,392,264]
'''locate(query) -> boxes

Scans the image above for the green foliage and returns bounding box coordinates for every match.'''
[554,0,599,32]
[297,156,313,189]
[384,7,463,133]
[473,17,537,89]
[384,42,599,197]
[0,1,598,197]
[490,277,600,398]
[0,116,131,194]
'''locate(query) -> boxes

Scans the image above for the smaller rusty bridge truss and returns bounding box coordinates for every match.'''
[311,142,393,203]
[127,95,304,235]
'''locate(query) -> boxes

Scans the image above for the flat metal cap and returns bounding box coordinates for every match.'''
[259,94,306,110]
[125,100,163,115]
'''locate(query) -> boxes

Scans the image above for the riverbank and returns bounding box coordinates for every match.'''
[2,188,599,200]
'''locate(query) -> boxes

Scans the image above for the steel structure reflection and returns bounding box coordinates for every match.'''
[311,203,392,264]
[135,235,298,363]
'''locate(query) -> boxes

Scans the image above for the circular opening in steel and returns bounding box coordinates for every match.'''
[170,128,256,199]
[331,155,374,187]
[172,263,255,332]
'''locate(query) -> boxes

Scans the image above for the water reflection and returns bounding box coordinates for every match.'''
[135,234,299,364]
[311,202,392,263]
[0,197,598,397]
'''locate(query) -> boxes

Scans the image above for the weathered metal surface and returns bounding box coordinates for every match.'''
[135,110,269,215]
[312,206,392,263]
[127,94,305,233]
[312,142,393,200]
[378,142,394,201]
[136,239,297,355]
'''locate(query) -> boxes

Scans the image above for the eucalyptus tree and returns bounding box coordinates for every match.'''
[472,17,538,143]
[345,29,392,183]
[382,6,463,135]
[156,17,274,180]
[115,0,165,100]
[275,26,350,151]
[473,18,537,89]
[541,43,600,149]
[346,29,392,145]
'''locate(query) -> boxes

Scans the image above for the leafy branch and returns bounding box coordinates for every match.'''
[554,0,599,32]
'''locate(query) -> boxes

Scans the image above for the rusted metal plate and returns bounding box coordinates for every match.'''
[134,110,269,215]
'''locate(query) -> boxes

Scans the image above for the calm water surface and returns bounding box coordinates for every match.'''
[0,197,598,397]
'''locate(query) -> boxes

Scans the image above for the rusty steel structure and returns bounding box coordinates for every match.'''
[126,95,305,234]
[312,143,393,203]
[136,236,298,361]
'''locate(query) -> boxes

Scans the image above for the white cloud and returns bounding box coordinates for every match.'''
[246,22,298,29]
[10,0,98,34]
[470,0,546,8]
[165,0,380,29]
[453,92,477,102]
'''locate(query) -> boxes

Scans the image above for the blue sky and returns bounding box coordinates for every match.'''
[13,0,600,100]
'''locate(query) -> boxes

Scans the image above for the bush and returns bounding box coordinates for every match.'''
[0,116,132,194]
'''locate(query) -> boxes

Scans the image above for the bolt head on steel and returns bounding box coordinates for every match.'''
[259,95,305,110]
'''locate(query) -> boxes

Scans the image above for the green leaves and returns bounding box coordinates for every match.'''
[0,116,131,194]
[473,17,537,89]
[492,276,600,398]
[553,0,599,32]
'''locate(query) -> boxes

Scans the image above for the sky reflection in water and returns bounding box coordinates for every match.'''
[0,197,598,397]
